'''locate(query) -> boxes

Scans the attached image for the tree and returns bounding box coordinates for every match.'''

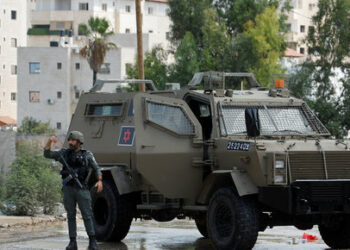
[127,45,169,90]
[200,9,228,72]
[214,0,280,35]
[168,0,212,45]
[288,0,350,138]
[79,17,117,85]
[17,117,56,134]
[6,142,61,215]
[169,32,200,86]
[244,7,286,86]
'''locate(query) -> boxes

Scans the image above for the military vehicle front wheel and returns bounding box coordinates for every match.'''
[91,181,135,242]
[194,213,208,238]
[319,216,350,249]
[207,187,259,250]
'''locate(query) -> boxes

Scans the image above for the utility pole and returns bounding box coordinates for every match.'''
[136,0,145,92]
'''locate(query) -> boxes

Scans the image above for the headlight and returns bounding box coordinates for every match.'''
[274,174,285,183]
[275,160,285,169]
[274,159,287,184]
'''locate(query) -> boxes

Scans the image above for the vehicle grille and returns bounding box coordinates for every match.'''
[289,152,350,182]
[310,184,343,201]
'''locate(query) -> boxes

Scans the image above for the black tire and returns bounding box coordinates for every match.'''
[195,213,208,238]
[207,187,259,250]
[90,180,135,241]
[194,213,208,238]
[319,216,350,249]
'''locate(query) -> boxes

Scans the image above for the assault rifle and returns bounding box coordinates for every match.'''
[58,153,83,189]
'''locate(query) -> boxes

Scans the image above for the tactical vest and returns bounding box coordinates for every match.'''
[61,149,89,184]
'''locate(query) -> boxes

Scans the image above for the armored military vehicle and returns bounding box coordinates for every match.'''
[66,72,350,250]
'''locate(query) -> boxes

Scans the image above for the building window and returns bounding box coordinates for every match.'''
[57,91,62,99]
[11,38,17,47]
[298,0,303,9]
[125,63,132,75]
[75,63,80,70]
[11,65,17,75]
[125,28,130,33]
[2,65,5,70]
[300,25,305,33]
[55,22,65,29]
[57,62,62,70]
[75,91,80,99]
[29,62,40,74]
[148,7,153,15]
[11,10,16,20]
[10,92,16,101]
[102,4,107,11]
[29,91,40,102]
[57,122,62,130]
[79,3,89,11]
[125,5,131,13]
[149,30,153,33]
[286,23,291,32]
[300,47,305,54]
[100,63,110,74]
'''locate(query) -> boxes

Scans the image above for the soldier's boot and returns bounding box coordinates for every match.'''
[88,236,99,250]
[66,237,77,250]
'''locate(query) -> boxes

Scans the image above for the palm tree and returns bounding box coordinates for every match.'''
[79,17,117,85]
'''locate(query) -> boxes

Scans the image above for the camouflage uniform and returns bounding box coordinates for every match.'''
[44,148,102,239]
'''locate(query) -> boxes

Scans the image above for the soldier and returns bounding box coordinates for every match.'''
[44,131,103,250]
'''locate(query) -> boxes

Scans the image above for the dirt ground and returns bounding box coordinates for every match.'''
[0,218,330,250]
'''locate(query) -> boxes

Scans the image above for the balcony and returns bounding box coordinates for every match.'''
[31,10,74,23]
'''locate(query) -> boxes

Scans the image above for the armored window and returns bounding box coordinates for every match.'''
[146,101,195,135]
[86,103,123,117]
[220,105,319,136]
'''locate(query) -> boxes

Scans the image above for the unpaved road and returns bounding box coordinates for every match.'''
[0,219,329,250]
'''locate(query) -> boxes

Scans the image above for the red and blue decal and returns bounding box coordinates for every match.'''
[118,126,135,146]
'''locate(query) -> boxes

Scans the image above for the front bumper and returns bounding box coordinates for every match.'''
[259,180,350,214]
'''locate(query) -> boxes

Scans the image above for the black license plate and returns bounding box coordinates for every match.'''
[227,141,251,151]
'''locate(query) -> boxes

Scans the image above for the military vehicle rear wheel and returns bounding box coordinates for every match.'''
[91,180,135,241]
[207,187,259,250]
[194,213,208,238]
[319,216,350,249]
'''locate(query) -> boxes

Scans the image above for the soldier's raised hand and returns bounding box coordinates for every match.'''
[50,135,58,143]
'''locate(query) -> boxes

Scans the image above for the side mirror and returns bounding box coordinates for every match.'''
[245,108,260,137]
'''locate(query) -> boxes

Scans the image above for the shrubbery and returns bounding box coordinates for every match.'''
[17,117,56,135]
[5,142,61,215]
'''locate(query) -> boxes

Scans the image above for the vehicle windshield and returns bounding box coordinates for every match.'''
[219,105,319,136]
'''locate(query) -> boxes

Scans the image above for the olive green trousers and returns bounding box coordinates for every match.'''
[62,185,95,238]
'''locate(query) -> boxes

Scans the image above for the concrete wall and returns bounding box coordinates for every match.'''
[0,129,16,174]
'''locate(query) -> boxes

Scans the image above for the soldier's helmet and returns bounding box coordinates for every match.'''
[68,131,84,144]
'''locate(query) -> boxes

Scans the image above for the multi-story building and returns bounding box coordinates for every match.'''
[0,0,35,121]
[17,33,161,132]
[285,0,318,55]
[1,0,170,124]
[29,0,170,48]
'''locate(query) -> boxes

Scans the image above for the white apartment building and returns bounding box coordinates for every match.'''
[29,0,170,48]
[285,0,318,55]
[0,0,35,121]
[1,0,170,124]
[17,33,161,132]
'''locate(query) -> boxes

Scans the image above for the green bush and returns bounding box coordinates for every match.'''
[5,142,62,216]
[17,117,56,135]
